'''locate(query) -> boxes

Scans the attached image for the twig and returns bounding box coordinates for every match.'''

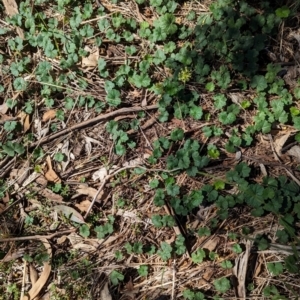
[29,104,158,148]
[0,229,76,242]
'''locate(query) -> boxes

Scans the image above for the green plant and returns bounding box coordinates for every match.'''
[110,270,124,286]
[94,215,115,239]
[157,242,172,261]
[213,277,231,293]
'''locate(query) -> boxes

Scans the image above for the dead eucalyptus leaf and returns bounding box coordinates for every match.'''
[29,264,38,285]
[45,156,61,183]
[100,283,113,300]
[31,185,63,202]
[42,110,56,122]
[0,103,8,114]
[23,239,52,300]
[81,46,99,67]
[287,145,300,162]
[2,0,24,38]
[274,132,292,155]
[75,199,92,212]
[76,185,103,201]
[53,205,85,224]
[18,111,30,132]
[202,237,219,252]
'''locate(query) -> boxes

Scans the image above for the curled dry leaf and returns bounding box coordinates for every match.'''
[81,46,99,67]
[92,167,108,182]
[45,156,61,183]
[42,110,56,122]
[29,264,38,285]
[76,185,103,201]
[75,199,92,212]
[18,111,30,132]
[23,239,52,300]
[274,131,292,155]
[202,237,220,252]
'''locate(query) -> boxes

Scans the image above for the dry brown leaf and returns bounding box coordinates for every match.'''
[17,111,30,132]
[274,131,292,155]
[45,168,60,183]
[42,110,56,122]
[57,235,67,245]
[81,46,99,67]
[100,283,112,300]
[29,264,38,285]
[0,103,8,114]
[76,185,103,200]
[9,161,30,185]
[31,185,63,202]
[202,237,219,252]
[23,239,52,300]
[75,199,91,212]
[45,156,61,183]
[287,145,300,162]
[232,240,251,299]
[2,0,24,38]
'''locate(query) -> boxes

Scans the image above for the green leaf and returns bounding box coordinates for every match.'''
[2,142,15,156]
[154,13,177,35]
[267,262,283,276]
[175,234,186,255]
[56,110,65,121]
[170,128,184,141]
[13,77,27,91]
[205,82,215,92]
[232,244,243,254]
[275,6,290,18]
[154,189,165,206]
[220,260,233,269]
[191,248,206,263]
[166,184,180,196]
[110,270,124,286]
[132,242,143,254]
[106,89,121,107]
[149,178,159,189]
[79,224,90,237]
[189,105,203,120]
[214,277,231,293]
[213,94,227,109]
[138,265,148,277]
[214,180,225,190]
[183,289,205,300]
[294,87,300,100]
[197,227,211,237]
[4,121,17,132]
[157,242,172,261]
[54,152,65,162]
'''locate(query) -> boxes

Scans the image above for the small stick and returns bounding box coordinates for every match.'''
[0,229,76,242]
[29,104,158,148]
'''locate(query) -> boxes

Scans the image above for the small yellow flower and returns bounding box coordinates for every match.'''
[178,67,192,83]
